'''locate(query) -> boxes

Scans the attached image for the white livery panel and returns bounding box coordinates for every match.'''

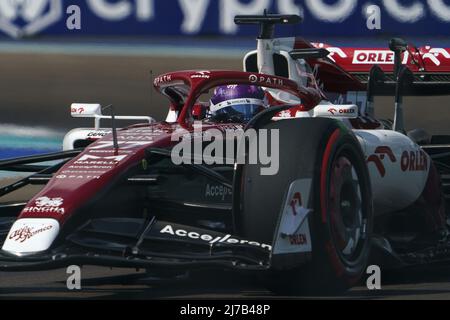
[2,219,60,256]
[354,130,430,215]
[273,179,313,255]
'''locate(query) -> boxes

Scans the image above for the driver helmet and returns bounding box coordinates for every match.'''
[209,85,267,123]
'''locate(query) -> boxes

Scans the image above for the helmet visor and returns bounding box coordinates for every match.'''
[210,98,266,123]
[214,104,264,122]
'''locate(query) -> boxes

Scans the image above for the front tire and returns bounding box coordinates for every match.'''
[236,118,373,295]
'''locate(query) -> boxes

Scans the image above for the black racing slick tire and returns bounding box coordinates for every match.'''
[235,118,373,295]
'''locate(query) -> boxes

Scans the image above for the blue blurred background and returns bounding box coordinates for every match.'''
[0,0,447,38]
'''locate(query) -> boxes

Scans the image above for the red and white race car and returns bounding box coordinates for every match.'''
[0,14,450,295]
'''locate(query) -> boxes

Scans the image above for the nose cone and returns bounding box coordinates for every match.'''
[2,218,60,256]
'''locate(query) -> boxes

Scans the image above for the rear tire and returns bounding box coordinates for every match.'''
[236,118,373,295]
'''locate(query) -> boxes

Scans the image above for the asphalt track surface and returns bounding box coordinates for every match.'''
[3,265,450,300]
[1,50,450,300]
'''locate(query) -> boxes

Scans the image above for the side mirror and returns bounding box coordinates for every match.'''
[70,103,155,130]
[314,104,358,119]
[71,103,102,118]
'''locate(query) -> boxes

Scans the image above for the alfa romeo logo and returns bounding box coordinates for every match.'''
[0,0,62,38]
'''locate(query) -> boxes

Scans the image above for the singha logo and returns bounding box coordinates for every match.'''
[22,196,65,214]
[35,196,63,207]
[0,0,62,38]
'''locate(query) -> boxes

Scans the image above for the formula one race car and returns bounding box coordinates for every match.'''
[1,13,450,295]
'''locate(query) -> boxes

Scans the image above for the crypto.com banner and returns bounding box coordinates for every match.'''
[0,0,448,38]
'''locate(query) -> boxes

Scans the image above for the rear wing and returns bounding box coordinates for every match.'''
[349,71,450,96]
[294,38,450,133]
[297,40,450,96]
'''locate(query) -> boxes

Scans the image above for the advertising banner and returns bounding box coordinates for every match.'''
[0,0,447,38]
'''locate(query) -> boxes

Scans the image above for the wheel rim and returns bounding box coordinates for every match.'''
[328,153,365,265]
